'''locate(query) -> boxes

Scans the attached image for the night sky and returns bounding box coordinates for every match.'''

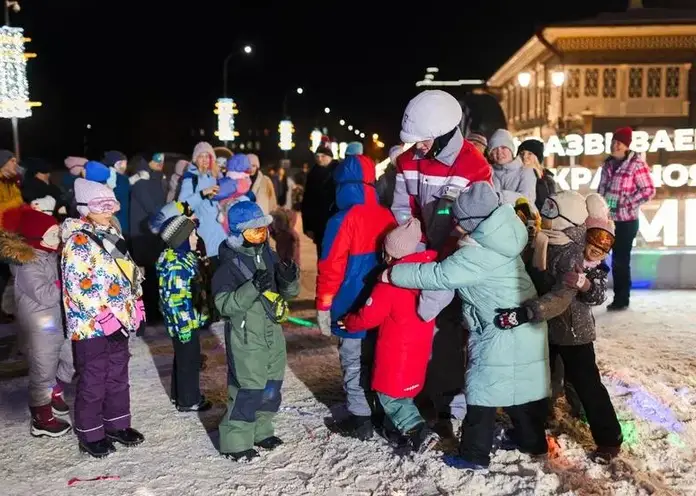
[1,0,631,164]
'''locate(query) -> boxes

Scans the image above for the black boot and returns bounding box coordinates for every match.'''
[79,438,116,458]
[607,301,628,312]
[106,427,144,447]
[255,436,283,450]
[327,415,373,441]
[406,423,439,454]
[223,448,259,461]
[177,396,212,412]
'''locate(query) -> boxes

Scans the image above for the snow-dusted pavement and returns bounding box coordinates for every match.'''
[1,290,695,495]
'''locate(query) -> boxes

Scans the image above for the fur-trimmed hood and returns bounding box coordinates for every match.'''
[0,230,36,265]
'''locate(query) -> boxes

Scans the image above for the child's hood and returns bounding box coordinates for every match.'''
[60,217,94,243]
[469,205,527,259]
[0,230,35,265]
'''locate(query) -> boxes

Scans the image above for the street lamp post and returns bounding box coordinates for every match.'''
[222,44,253,98]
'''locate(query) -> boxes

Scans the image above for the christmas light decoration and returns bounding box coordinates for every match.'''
[0,26,33,119]
[279,120,295,151]
[214,98,239,142]
[310,129,323,152]
[339,142,347,159]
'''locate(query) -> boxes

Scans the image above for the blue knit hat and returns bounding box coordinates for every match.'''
[345,142,363,156]
[226,201,272,248]
[226,154,251,173]
[84,161,111,184]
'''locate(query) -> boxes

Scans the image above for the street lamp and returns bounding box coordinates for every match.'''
[339,119,345,126]
[296,87,304,94]
[324,107,330,114]
[223,44,253,98]
[517,71,532,88]
[347,125,353,131]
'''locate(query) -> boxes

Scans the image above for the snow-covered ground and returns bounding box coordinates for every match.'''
[1,231,695,495]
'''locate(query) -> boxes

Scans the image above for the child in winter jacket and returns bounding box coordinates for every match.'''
[155,203,211,412]
[384,182,550,471]
[495,191,623,463]
[269,208,300,268]
[61,178,146,458]
[212,200,299,461]
[214,154,253,232]
[1,206,74,438]
[316,154,397,441]
[340,218,440,454]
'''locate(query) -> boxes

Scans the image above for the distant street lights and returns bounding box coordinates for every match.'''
[324,107,330,114]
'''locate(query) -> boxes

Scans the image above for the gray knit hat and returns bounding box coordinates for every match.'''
[452,182,501,233]
[488,129,516,155]
[384,218,422,259]
[161,215,196,249]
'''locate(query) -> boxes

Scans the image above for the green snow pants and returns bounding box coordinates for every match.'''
[219,321,287,454]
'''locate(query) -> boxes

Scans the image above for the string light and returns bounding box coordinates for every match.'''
[0,26,33,119]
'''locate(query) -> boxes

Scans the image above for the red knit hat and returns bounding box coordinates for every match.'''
[18,208,58,252]
[613,127,633,147]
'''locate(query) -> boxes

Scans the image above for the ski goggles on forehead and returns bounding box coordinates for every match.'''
[587,228,615,253]
[77,197,120,214]
[540,198,578,226]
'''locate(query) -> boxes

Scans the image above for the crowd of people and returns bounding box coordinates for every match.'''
[0,87,656,470]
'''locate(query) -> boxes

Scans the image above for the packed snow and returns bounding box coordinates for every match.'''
[1,235,696,495]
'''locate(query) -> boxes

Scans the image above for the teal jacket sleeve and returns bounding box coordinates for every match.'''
[389,250,483,291]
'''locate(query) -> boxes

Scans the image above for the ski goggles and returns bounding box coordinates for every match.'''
[586,227,615,254]
[540,197,578,226]
[77,197,120,214]
[152,152,164,163]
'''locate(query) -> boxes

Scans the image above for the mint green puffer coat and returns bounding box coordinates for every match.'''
[389,204,550,407]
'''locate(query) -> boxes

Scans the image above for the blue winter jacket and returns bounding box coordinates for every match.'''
[178,164,227,258]
[317,156,396,339]
[389,204,550,407]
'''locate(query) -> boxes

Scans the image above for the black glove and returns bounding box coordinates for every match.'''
[494,307,531,330]
[252,269,273,292]
[277,260,298,281]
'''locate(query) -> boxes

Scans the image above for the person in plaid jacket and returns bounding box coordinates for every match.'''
[597,127,655,311]
[155,210,211,413]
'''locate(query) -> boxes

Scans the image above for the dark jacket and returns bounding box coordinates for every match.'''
[535,169,557,212]
[301,161,337,241]
[21,175,66,216]
[211,241,299,349]
[129,157,166,265]
[375,164,397,208]
[527,225,602,346]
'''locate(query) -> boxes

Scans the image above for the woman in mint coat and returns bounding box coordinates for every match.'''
[384,182,550,471]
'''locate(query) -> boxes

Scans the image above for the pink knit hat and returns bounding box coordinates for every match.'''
[74,178,118,217]
[65,156,87,176]
[585,193,614,235]
[384,218,422,259]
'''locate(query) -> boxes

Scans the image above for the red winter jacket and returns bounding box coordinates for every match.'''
[343,250,438,398]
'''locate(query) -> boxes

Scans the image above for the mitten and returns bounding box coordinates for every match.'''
[317,310,332,337]
[252,270,273,292]
[494,306,531,330]
[135,299,146,336]
[96,309,128,340]
[563,269,590,292]
[54,280,61,290]
[276,260,298,282]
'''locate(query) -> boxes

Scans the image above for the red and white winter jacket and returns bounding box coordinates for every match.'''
[343,250,438,398]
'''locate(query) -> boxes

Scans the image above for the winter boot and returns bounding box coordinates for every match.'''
[79,438,116,458]
[177,396,212,413]
[590,445,621,464]
[30,404,72,438]
[51,384,69,416]
[106,427,145,447]
[327,414,373,441]
[255,436,283,450]
[223,449,260,462]
[406,423,440,454]
[607,301,628,312]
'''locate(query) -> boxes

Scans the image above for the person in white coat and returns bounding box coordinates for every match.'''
[246,154,277,215]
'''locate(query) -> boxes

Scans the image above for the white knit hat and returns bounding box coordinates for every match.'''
[488,129,516,155]
[30,195,56,214]
[400,90,463,143]
[384,218,422,259]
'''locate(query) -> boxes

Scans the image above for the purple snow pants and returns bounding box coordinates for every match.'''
[72,336,131,443]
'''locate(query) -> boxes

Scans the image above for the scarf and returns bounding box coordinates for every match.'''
[532,229,573,271]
